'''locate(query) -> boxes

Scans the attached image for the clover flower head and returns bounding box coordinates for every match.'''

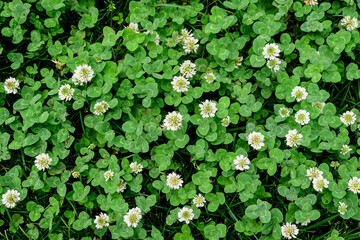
[117,179,127,193]
[4,77,20,94]
[183,37,199,54]
[340,145,352,155]
[306,167,323,181]
[172,76,190,92]
[130,162,143,174]
[199,100,217,118]
[166,172,183,189]
[291,86,308,102]
[262,43,280,60]
[94,212,110,229]
[312,176,329,192]
[304,0,318,6]
[178,207,194,224]
[312,102,325,113]
[285,129,302,147]
[72,64,94,85]
[180,60,196,78]
[281,222,299,239]
[221,116,231,127]
[279,107,290,118]
[233,155,250,171]
[59,84,74,101]
[104,170,114,181]
[93,101,109,115]
[330,161,340,168]
[338,202,348,215]
[35,153,52,171]
[341,16,358,31]
[125,22,139,33]
[163,111,183,131]
[72,171,80,178]
[266,58,281,72]
[295,109,310,125]
[124,207,142,227]
[348,177,360,194]
[340,111,356,126]
[234,56,244,68]
[2,190,20,209]
[193,194,206,208]
[204,72,216,84]
[247,131,265,150]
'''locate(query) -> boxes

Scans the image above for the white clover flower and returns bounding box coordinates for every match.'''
[4,77,20,94]
[312,102,325,114]
[180,60,196,78]
[94,212,110,229]
[295,109,310,125]
[285,129,303,147]
[117,179,127,193]
[171,76,190,92]
[193,194,206,208]
[234,56,244,68]
[93,101,110,116]
[88,143,95,150]
[183,37,199,54]
[178,207,194,224]
[125,22,139,33]
[124,207,142,227]
[296,219,311,226]
[312,176,329,192]
[266,58,281,72]
[330,161,340,168]
[262,43,280,60]
[199,100,217,118]
[348,177,360,194]
[58,84,74,101]
[304,0,318,6]
[104,170,114,181]
[2,190,20,209]
[281,223,299,239]
[72,64,94,85]
[181,28,193,41]
[233,155,250,171]
[166,172,183,189]
[306,167,323,181]
[221,116,231,127]
[72,171,80,178]
[204,72,216,84]
[163,111,183,131]
[279,107,290,118]
[338,202,348,215]
[145,31,161,45]
[340,145,352,155]
[130,162,143,174]
[35,153,52,171]
[341,16,358,31]
[340,111,356,126]
[291,86,308,102]
[247,131,265,150]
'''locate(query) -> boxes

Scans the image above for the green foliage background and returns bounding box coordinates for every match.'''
[1,0,360,239]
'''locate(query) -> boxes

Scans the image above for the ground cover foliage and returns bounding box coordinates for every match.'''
[1,0,360,239]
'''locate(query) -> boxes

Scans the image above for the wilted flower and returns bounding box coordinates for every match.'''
[234,56,243,68]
